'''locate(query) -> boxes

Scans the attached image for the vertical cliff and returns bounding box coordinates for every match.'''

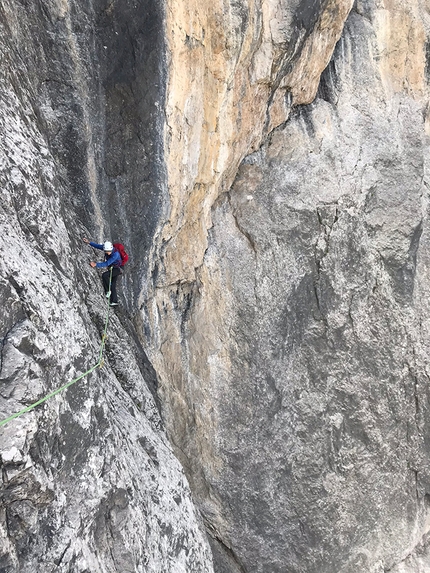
[0,1,213,571]
[144,0,430,572]
[2,0,430,572]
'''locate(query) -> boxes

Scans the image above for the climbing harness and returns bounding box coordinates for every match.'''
[0,269,113,428]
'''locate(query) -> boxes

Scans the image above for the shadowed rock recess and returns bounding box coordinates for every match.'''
[1,0,430,572]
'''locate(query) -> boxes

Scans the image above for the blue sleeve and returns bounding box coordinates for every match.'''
[90,241,104,250]
[96,251,121,268]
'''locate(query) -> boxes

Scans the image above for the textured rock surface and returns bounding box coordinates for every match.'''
[3,0,430,572]
[158,0,354,285]
[148,0,430,572]
[0,1,213,572]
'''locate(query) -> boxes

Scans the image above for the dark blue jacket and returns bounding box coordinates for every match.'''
[90,242,122,269]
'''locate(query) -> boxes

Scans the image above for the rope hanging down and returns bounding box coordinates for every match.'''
[0,269,113,428]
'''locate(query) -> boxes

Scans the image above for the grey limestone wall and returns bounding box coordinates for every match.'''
[0,1,213,572]
[172,4,430,572]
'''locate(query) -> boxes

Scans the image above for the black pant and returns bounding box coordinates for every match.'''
[102,267,122,303]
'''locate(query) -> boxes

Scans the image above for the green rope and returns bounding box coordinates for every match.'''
[0,268,113,428]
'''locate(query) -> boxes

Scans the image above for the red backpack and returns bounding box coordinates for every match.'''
[113,243,129,267]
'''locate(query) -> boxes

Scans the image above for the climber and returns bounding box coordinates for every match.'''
[83,237,122,306]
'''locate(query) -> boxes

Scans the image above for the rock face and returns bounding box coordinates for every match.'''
[2,0,430,572]
[0,1,212,571]
[147,0,430,572]
[159,0,354,286]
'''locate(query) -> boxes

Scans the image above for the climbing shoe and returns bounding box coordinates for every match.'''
[110,302,119,307]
